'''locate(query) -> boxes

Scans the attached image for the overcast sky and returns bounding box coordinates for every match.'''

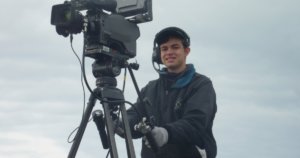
[0,0,299,158]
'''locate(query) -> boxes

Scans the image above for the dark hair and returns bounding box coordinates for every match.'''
[157,34,189,48]
[154,27,190,48]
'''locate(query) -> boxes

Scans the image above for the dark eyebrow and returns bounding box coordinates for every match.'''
[171,43,181,47]
[160,43,181,48]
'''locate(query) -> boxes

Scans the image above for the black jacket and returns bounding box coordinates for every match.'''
[127,64,217,158]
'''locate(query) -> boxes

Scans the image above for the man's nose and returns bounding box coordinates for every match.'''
[165,48,174,55]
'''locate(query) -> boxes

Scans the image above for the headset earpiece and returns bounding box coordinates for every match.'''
[152,43,162,64]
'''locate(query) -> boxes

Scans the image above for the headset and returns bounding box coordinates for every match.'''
[152,27,190,66]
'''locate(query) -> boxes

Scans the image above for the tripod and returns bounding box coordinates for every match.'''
[68,60,136,158]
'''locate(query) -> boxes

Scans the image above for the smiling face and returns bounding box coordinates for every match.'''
[160,37,190,73]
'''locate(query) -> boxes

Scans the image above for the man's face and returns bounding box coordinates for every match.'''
[160,37,190,73]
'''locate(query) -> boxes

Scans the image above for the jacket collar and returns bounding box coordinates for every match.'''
[159,64,196,88]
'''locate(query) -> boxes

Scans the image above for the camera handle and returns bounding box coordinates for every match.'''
[68,81,136,158]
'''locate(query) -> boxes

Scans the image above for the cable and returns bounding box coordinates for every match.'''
[67,34,89,143]
[106,149,110,158]
[81,37,95,95]
[80,37,105,102]
[67,117,94,143]
[122,68,127,93]
[70,34,86,119]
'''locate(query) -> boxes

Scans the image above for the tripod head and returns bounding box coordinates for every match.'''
[91,55,122,87]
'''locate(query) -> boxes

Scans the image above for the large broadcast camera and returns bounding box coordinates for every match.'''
[51,0,152,60]
[50,0,153,158]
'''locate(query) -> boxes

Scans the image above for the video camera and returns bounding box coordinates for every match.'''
[50,1,155,157]
[51,0,152,59]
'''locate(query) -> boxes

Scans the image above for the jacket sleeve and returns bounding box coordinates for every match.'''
[163,80,217,147]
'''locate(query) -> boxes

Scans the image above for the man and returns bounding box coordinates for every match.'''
[125,27,217,158]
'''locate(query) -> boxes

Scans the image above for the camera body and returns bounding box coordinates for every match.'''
[51,0,152,59]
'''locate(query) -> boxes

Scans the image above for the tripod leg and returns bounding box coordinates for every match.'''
[120,103,136,158]
[68,92,97,158]
[102,100,119,158]
[100,86,136,158]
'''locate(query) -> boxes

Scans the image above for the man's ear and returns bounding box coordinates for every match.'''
[184,47,190,56]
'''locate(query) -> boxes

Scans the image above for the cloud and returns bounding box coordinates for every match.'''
[0,132,67,158]
[0,0,300,158]
[215,102,300,158]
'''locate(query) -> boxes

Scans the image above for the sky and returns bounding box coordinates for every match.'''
[0,0,300,158]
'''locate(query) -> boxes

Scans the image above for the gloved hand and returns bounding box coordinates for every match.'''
[144,126,168,148]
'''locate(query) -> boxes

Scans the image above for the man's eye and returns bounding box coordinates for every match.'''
[172,45,180,49]
[161,48,168,51]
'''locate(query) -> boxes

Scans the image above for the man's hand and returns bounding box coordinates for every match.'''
[144,126,168,148]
